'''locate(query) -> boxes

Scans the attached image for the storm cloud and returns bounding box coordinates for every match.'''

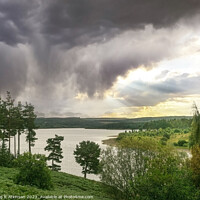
[0,0,200,116]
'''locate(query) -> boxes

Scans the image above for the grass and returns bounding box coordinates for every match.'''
[0,167,115,200]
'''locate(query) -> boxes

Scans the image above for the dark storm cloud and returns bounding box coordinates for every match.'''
[0,43,28,97]
[119,74,200,107]
[0,0,200,99]
[41,0,200,47]
[0,0,39,45]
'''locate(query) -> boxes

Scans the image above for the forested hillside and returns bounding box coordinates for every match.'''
[35,116,192,129]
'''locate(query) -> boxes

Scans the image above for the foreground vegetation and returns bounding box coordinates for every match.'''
[99,104,200,199]
[100,137,200,200]
[0,167,114,200]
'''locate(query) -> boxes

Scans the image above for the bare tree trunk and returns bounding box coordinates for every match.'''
[84,172,87,179]
[18,130,20,156]
[8,131,11,153]
[14,135,16,157]
[28,131,31,154]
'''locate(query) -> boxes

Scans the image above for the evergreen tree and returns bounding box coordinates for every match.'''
[23,102,37,153]
[0,97,7,151]
[45,134,64,171]
[4,92,15,154]
[74,141,101,179]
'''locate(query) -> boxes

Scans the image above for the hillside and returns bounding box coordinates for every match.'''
[0,167,114,200]
[35,116,192,129]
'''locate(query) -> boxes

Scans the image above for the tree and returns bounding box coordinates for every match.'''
[45,134,64,171]
[0,97,7,152]
[23,102,37,153]
[15,102,25,156]
[74,140,101,179]
[4,91,15,154]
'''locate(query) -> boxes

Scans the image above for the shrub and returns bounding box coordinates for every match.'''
[163,133,170,139]
[14,153,53,189]
[177,140,188,147]
[0,147,15,167]
[174,129,180,133]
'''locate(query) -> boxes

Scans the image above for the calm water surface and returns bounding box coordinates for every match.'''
[11,128,121,180]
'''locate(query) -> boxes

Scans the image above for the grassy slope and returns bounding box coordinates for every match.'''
[0,167,114,200]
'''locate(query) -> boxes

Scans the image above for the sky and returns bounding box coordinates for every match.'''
[0,0,200,118]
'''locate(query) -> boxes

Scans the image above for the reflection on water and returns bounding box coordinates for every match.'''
[10,128,121,180]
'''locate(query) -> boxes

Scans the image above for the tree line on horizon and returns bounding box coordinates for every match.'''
[35,116,192,130]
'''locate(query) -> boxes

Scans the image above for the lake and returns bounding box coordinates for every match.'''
[10,128,121,180]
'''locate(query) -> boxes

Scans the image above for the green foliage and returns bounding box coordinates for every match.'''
[190,103,200,147]
[0,92,37,157]
[74,141,101,179]
[174,140,188,147]
[45,134,64,171]
[100,137,160,199]
[0,146,15,167]
[23,103,37,153]
[191,145,200,187]
[14,153,53,190]
[178,140,188,146]
[100,137,198,200]
[189,104,200,187]
[134,155,198,200]
[117,128,188,142]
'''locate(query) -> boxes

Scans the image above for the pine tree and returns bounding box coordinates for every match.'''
[15,102,25,156]
[4,92,15,154]
[74,140,101,179]
[45,134,64,171]
[0,97,7,151]
[23,102,37,153]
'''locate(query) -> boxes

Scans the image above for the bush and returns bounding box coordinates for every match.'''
[163,133,170,139]
[14,153,53,189]
[173,140,188,147]
[177,140,188,147]
[173,142,178,146]
[0,147,15,167]
[174,129,180,133]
